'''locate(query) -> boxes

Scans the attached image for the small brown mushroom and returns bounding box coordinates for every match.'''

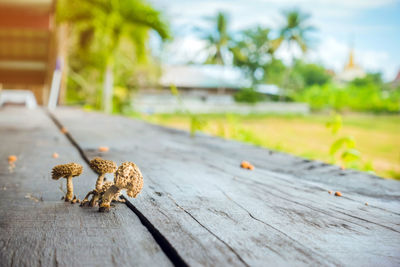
[82,157,117,207]
[99,162,143,212]
[81,180,123,207]
[90,157,117,191]
[52,163,83,202]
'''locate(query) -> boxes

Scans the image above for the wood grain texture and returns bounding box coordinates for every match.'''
[0,108,171,267]
[54,108,400,267]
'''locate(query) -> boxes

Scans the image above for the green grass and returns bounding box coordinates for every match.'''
[139,112,400,180]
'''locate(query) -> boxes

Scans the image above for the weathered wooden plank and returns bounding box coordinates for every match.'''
[54,108,400,267]
[0,108,171,267]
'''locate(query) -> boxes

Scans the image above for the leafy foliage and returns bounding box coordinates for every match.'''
[292,60,331,87]
[58,0,170,110]
[230,27,277,84]
[295,82,400,113]
[325,114,342,134]
[234,88,265,103]
[169,85,207,137]
[278,9,315,53]
[200,12,230,65]
[326,114,371,172]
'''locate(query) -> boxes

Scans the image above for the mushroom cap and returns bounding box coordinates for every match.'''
[89,157,117,174]
[114,162,143,198]
[52,163,83,180]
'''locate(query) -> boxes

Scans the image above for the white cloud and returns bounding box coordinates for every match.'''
[162,36,208,64]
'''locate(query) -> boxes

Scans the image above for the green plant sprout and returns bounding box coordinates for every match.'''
[170,84,207,137]
[326,114,374,172]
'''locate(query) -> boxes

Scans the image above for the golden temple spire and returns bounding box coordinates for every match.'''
[346,48,355,68]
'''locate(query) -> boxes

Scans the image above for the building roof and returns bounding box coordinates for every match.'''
[160,65,250,89]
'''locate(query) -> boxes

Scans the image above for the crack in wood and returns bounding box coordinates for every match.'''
[165,193,250,267]
[47,111,188,267]
[246,178,400,234]
[217,187,340,267]
[202,159,400,233]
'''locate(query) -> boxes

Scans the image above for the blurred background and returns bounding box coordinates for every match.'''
[0,0,399,179]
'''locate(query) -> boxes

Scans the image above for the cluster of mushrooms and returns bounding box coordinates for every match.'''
[51,158,143,212]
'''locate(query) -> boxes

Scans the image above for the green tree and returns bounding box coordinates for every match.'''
[277,9,315,99]
[264,58,286,85]
[278,9,315,53]
[230,26,278,84]
[201,12,230,65]
[351,72,383,87]
[292,60,331,87]
[57,0,170,113]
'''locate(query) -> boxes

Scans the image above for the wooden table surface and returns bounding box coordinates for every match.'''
[0,107,399,267]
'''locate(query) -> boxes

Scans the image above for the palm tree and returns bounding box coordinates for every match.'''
[201,12,230,65]
[278,9,315,54]
[230,26,277,84]
[276,9,315,100]
[57,0,170,113]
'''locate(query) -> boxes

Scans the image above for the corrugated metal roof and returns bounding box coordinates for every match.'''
[160,65,250,89]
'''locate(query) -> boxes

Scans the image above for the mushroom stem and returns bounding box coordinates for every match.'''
[89,191,100,207]
[80,190,95,206]
[99,185,120,212]
[65,175,73,201]
[95,173,106,191]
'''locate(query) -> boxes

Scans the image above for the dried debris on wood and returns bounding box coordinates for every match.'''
[98,146,109,152]
[240,161,254,170]
[8,155,17,163]
[334,191,342,197]
[8,155,17,172]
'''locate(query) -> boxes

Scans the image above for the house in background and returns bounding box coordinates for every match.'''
[0,0,66,106]
[133,65,308,114]
[159,64,248,97]
[135,64,249,108]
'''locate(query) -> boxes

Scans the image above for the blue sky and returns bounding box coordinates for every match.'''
[149,0,400,81]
